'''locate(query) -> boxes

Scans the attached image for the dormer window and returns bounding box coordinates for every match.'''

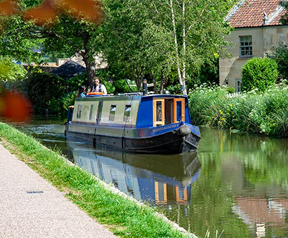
[240,36,252,57]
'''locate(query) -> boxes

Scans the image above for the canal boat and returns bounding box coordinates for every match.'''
[65,92,201,154]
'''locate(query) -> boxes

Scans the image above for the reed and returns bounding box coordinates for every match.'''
[189,84,288,137]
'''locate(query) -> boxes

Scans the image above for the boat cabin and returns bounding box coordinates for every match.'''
[71,94,191,128]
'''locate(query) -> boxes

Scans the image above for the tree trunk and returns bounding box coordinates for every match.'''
[135,68,142,91]
[160,78,164,94]
[82,56,96,88]
[170,0,185,94]
[152,77,158,94]
[182,0,187,95]
[81,31,95,87]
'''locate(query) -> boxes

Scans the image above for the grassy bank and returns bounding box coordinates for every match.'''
[189,84,288,137]
[0,122,194,238]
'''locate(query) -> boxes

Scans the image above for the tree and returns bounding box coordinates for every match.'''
[268,42,288,80]
[102,0,236,94]
[0,15,41,63]
[0,0,103,86]
[0,56,27,83]
[280,1,288,25]
[41,15,103,87]
[100,0,147,91]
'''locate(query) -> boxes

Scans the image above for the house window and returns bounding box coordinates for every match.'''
[109,105,116,121]
[235,78,242,92]
[240,36,252,57]
[123,105,131,122]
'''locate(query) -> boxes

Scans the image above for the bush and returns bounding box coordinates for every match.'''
[68,73,89,92]
[26,72,66,114]
[268,43,288,80]
[113,79,137,94]
[227,87,235,94]
[242,58,278,92]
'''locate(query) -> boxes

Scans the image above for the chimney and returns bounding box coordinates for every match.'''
[142,79,148,95]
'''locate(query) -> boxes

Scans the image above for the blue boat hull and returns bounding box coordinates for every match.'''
[65,124,200,154]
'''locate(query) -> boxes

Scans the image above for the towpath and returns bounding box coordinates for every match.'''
[0,143,118,238]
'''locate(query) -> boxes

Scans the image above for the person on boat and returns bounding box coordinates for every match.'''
[77,85,86,98]
[92,77,107,95]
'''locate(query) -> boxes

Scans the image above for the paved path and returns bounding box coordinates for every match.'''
[0,143,118,238]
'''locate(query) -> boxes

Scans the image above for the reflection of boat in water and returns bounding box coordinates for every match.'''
[67,142,201,205]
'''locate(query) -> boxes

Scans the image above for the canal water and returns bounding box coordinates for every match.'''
[11,116,288,238]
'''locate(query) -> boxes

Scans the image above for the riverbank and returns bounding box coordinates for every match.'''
[0,122,195,238]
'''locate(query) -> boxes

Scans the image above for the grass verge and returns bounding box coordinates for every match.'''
[0,122,194,238]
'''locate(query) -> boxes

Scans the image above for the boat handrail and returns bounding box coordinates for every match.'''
[117,92,143,96]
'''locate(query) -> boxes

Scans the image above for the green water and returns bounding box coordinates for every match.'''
[12,117,288,238]
[173,128,288,238]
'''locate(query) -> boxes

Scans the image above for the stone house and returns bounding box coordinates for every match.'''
[219,0,288,92]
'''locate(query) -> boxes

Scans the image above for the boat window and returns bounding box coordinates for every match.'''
[176,101,182,121]
[123,105,131,122]
[76,105,82,119]
[109,105,116,121]
[156,101,162,121]
[153,99,165,127]
[89,105,93,120]
[173,98,185,123]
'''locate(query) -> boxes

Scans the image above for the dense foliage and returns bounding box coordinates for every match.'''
[102,0,236,93]
[0,56,26,84]
[189,84,288,137]
[0,0,104,86]
[280,0,288,25]
[268,43,288,80]
[0,15,41,63]
[241,58,278,92]
[26,71,67,114]
[0,0,238,114]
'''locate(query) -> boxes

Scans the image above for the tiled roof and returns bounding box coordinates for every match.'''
[227,0,287,28]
